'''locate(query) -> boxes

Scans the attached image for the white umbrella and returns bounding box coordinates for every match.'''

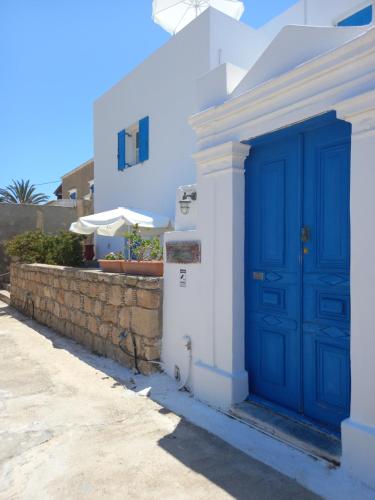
[69,207,172,237]
[152,0,245,35]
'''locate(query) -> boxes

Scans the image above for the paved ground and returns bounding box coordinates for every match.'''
[0,301,319,500]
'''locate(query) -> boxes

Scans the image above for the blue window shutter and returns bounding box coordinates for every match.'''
[118,130,126,171]
[139,116,149,162]
[338,5,372,26]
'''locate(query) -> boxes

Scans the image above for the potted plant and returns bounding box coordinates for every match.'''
[98,251,124,273]
[122,224,163,276]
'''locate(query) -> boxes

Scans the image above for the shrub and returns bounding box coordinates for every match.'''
[46,231,85,266]
[5,231,54,264]
[6,230,85,267]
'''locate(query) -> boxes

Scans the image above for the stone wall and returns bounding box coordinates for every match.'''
[10,263,163,374]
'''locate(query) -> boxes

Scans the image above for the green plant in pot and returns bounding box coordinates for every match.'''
[98,251,124,273]
[123,224,163,276]
[103,252,124,260]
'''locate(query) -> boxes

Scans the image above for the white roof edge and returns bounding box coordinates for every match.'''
[189,25,375,131]
[231,24,368,98]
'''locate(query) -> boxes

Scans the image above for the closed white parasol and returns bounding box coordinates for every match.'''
[69,207,172,237]
[152,0,245,35]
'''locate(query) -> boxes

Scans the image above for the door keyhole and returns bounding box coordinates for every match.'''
[301,226,311,243]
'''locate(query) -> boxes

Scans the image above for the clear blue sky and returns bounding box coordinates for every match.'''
[0,0,297,199]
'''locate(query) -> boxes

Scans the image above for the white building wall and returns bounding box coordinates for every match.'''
[94,1,374,258]
[94,13,208,256]
[94,8,259,258]
[337,93,375,488]
[163,22,375,490]
[232,25,367,98]
[209,12,267,70]
[196,63,247,112]
[94,1,375,488]
[260,0,374,42]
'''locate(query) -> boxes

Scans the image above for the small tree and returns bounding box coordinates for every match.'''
[124,224,163,261]
[0,179,49,204]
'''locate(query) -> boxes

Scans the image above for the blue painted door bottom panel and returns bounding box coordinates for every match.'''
[244,112,351,432]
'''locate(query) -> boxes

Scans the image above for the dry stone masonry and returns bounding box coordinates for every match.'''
[10,263,163,374]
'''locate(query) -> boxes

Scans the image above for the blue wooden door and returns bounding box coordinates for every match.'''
[245,115,351,430]
[302,121,351,429]
[246,134,302,412]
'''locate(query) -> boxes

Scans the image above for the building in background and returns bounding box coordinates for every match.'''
[61,158,94,203]
[51,159,94,214]
[54,183,62,200]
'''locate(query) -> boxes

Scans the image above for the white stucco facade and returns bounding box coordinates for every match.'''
[94,1,374,256]
[93,8,262,258]
[94,0,375,490]
[163,25,375,493]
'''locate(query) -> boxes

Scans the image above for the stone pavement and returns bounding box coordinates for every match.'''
[0,301,319,500]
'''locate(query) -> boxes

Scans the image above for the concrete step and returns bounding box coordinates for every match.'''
[0,290,10,305]
[230,400,341,465]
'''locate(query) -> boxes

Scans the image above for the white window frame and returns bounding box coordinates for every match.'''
[84,179,94,200]
[126,122,140,167]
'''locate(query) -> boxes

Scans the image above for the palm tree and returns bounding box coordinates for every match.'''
[0,179,49,204]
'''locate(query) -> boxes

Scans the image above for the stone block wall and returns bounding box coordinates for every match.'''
[10,263,163,374]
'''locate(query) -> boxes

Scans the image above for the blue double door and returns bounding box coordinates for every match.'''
[245,115,351,431]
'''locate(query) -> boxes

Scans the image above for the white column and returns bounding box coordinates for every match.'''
[337,94,375,489]
[191,141,250,409]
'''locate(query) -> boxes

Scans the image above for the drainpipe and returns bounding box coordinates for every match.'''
[178,335,192,391]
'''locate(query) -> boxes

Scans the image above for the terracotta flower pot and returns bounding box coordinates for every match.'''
[98,260,124,273]
[121,260,164,277]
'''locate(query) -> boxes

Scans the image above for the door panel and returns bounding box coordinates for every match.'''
[245,116,351,431]
[302,122,351,428]
[246,135,301,411]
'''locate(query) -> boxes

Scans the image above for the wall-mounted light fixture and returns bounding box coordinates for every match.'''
[179,190,197,215]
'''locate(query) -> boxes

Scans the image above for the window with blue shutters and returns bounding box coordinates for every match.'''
[337,5,372,26]
[117,116,149,171]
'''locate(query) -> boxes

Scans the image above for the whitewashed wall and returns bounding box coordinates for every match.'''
[94,0,375,489]
[93,8,259,258]
[94,1,373,258]
[260,0,374,42]
[163,24,375,490]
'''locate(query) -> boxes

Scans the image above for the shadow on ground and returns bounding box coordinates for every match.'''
[0,303,137,391]
[158,417,320,499]
[0,303,319,500]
